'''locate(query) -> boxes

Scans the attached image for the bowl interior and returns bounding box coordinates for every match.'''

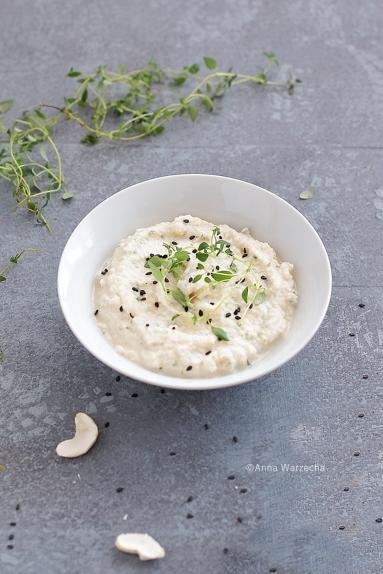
[58,174,331,390]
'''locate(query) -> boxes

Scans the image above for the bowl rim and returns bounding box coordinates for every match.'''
[57,173,332,391]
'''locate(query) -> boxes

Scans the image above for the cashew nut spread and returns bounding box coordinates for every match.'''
[115,533,165,561]
[94,216,297,377]
[56,413,98,458]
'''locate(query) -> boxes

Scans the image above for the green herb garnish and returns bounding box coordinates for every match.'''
[0,249,35,283]
[211,326,229,341]
[171,288,190,310]
[0,54,299,230]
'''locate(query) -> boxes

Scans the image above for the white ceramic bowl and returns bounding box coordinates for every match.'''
[58,174,331,390]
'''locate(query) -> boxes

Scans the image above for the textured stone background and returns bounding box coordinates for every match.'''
[1,1,382,573]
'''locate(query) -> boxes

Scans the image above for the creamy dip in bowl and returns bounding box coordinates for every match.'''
[57,174,331,390]
[94,216,297,377]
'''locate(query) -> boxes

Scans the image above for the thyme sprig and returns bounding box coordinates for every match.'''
[0,249,35,282]
[0,53,299,229]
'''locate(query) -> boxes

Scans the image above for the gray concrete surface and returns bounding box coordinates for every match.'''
[1,1,383,573]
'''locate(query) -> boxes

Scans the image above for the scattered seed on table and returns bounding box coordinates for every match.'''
[358,413,364,418]
[7,545,13,550]
[362,374,368,379]
[358,303,365,308]
[131,393,138,398]
[104,422,110,428]
[186,513,194,519]
[116,487,124,493]
[227,475,235,480]
[116,376,121,382]
[105,392,112,397]
[204,423,209,430]
[375,518,382,523]
[339,525,345,530]
[169,452,176,456]
[9,523,16,527]
[239,488,247,494]
[237,517,243,523]
[8,534,14,541]
[186,496,193,503]
[353,452,360,457]
[232,436,238,443]
[223,548,229,554]
[343,487,349,492]
[349,333,355,337]
[160,389,166,394]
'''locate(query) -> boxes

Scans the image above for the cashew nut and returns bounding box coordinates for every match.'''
[56,413,98,458]
[115,533,165,561]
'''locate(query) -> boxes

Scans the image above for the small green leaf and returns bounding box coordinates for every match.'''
[80,88,88,105]
[263,51,279,66]
[187,104,199,122]
[67,68,82,77]
[188,64,200,74]
[200,94,214,111]
[34,108,47,119]
[253,288,267,305]
[211,326,229,341]
[0,275,6,282]
[174,76,186,85]
[38,144,48,162]
[148,260,165,283]
[171,313,181,321]
[0,100,13,114]
[171,288,189,310]
[204,56,217,70]
[196,263,204,270]
[192,274,202,283]
[196,251,209,262]
[242,286,249,303]
[211,270,233,282]
[81,134,99,145]
[62,190,74,200]
[198,242,209,251]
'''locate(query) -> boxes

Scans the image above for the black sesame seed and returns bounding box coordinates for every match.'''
[343,487,349,492]
[234,307,240,315]
[243,247,247,253]
[354,452,360,457]
[189,235,196,240]
[150,253,154,257]
[349,333,355,337]
[249,303,253,309]
[235,316,241,320]
[104,422,110,428]
[232,436,238,443]
[183,219,190,223]
[8,534,14,541]
[269,569,277,573]
[153,280,158,285]
[189,277,193,283]
[94,309,99,316]
[362,374,368,379]
[172,326,176,330]
[101,268,108,275]
[15,504,20,511]
[119,306,123,312]
[240,488,247,494]
[261,275,267,280]
[145,271,152,276]
[187,496,193,503]
[186,365,193,371]
[237,517,243,523]
[186,513,194,519]
[172,241,178,245]
[375,518,382,523]
[242,253,248,258]
[105,392,112,396]
[9,523,16,527]
[116,376,121,382]
[198,310,203,317]
[146,323,149,327]
[339,525,345,530]
[129,313,134,319]
[358,413,364,418]
[169,452,176,456]
[210,302,215,306]
[228,475,235,480]
[116,487,124,493]
[204,423,209,430]
[140,297,146,301]
[215,265,220,270]
[131,393,138,398]
[132,287,138,292]
[219,235,222,239]
[155,302,160,308]
[358,303,365,308]
[7,545,13,550]
[223,548,229,554]
[160,389,166,394]
[192,249,197,254]
[165,278,169,283]
[225,312,231,318]
[205,350,212,356]
[140,289,146,296]
[185,306,189,312]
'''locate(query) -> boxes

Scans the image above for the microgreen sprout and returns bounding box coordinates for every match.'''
[0,249,35,283]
